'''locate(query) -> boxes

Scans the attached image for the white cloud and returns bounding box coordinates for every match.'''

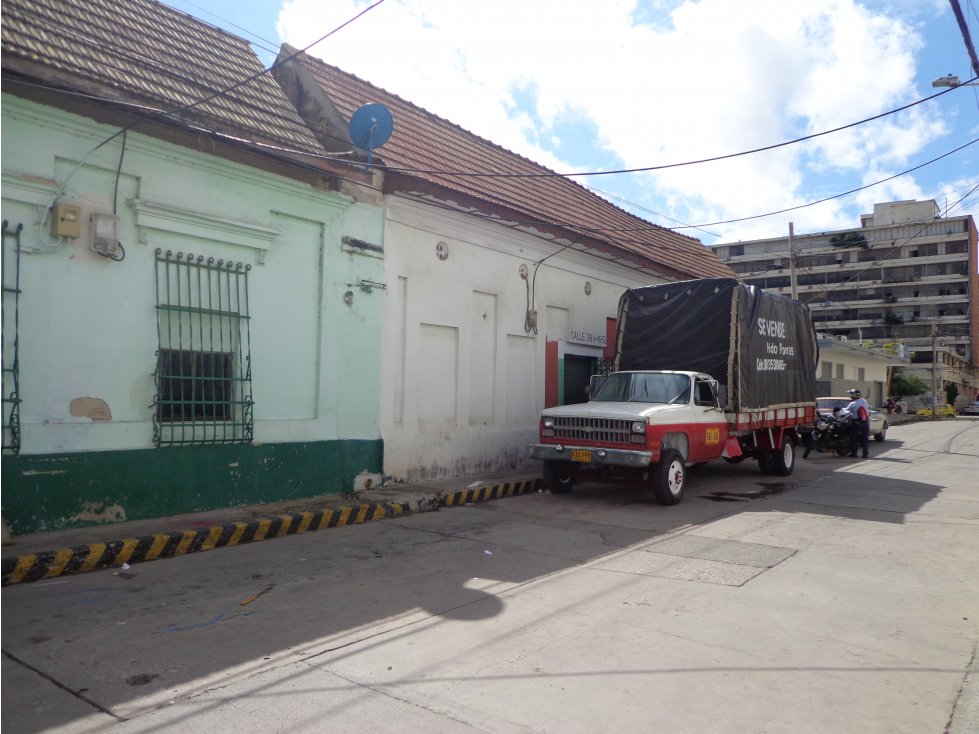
[276,0,965,242]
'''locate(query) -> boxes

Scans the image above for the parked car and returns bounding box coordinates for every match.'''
[958,401,979,416]
[915,403,957,417]
[816,397,888,441]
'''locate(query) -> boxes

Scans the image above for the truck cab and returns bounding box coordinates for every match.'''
[529,370,729,504]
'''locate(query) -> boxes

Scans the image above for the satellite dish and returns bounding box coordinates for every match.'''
[348,103,393,168]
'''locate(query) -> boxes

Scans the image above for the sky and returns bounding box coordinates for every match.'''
[165,0,979,246]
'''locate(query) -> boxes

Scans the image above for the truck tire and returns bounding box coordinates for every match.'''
[770,435,795,476]
[653,449,685,505]
[544,460,574,494]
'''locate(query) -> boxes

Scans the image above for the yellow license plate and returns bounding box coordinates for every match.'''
[570,449,592,463]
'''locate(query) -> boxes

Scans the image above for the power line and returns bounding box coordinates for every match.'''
[950,0,979,78]
[363,80,974,179]
[160,0,280,54]
[801,184,979,305]
[23,0,389,163]
[672,138,979,230]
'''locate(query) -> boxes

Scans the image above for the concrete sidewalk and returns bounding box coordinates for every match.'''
[1,470,542,586]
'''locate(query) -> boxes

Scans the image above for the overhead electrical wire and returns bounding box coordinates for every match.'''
[16,0,976,264]
[801,183,979,305]
[360,79,977,179]
[160,0,281,54]
[671,137,979,230]
[24,0,389,173]
[20,71,977,271]
[722,178,979,285]
[24,0,969,188]
[16,0,388,249]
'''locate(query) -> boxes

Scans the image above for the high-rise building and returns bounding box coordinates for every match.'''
[711,200,979,405]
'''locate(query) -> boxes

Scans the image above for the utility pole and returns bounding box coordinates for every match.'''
[931,318,939,421]
[788,222,798,300]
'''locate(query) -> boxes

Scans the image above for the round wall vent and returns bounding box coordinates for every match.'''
[436,241,449,260]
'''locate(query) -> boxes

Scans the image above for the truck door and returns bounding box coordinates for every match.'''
[690,375,727,461]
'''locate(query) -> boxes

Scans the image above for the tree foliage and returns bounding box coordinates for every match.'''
[890,368,928,398]
[829,232,869,249]
[945,384,959,405]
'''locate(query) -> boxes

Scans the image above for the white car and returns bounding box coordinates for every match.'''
[816,397,888,441]
[960,401,979,416]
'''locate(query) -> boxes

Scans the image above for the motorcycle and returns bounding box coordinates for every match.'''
[803,411,854,458]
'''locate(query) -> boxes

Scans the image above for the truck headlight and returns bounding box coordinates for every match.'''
[631,420,646,433]
[542,417,555,437]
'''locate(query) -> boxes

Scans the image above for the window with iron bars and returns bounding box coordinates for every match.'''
[152,249,254,446]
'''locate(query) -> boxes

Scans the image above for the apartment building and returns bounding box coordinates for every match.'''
[711,200,979,403]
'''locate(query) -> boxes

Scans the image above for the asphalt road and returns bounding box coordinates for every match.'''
[3,417,978,734]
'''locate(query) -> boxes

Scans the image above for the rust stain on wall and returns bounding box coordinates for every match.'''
[69,397,112,422]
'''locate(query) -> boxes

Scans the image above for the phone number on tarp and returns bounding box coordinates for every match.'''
[756,358,787,371]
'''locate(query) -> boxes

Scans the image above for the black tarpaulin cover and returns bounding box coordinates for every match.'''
[615,278,817,411]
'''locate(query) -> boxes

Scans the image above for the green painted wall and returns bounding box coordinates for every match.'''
[1,439,383,535]
[2,94,388,536]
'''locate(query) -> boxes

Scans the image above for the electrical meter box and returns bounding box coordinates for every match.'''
[51,204,82,238]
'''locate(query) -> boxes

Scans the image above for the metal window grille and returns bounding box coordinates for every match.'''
[593,357,616,376]
[2,221,23,455]
[152,249,253,446]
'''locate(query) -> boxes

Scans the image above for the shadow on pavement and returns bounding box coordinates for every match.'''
[0,434,959,733]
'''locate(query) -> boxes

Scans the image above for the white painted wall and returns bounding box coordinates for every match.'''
[379,197,669,482]
[1,95,385,456]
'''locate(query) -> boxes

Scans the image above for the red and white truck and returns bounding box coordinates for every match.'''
[529,278,818,504]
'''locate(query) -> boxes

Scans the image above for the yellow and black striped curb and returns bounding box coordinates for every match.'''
[441,478,541,507]
[1,478,542,586]
[1,501,409,587]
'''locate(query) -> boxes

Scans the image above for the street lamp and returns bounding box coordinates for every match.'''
[932,74,979,88]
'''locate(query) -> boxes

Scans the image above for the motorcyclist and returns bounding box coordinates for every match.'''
[844,388,871,458]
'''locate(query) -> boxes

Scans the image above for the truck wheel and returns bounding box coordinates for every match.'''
[771,435,795,476]
[544,460,574,494]
[653,450,685,505]
[757,452,774,475]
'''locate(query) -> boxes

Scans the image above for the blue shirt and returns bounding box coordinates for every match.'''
[846,397,870,421]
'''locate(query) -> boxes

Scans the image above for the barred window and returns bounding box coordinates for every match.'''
[152,249,253,446]
[157,349,233,422]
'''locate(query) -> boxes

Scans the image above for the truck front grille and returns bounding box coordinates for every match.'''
[552,416,633,445]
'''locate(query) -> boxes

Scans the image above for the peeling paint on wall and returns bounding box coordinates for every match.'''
[70,501,128,525]
[69,397,112,422]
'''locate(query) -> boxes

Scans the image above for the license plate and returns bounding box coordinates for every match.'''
[570,449,592,463]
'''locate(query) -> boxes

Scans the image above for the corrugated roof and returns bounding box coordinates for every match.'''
[280,46,734,280]
[1,0,325,156]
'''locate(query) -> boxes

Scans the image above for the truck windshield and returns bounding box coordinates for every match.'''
[592,373,691,404]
